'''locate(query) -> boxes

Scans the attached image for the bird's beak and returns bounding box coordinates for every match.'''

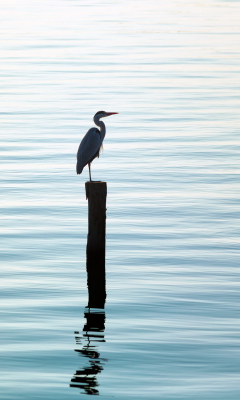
[105,112,118,117]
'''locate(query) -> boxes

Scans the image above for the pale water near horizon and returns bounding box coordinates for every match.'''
[0,0,240,399]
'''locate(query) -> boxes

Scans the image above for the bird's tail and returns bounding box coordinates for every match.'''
[76,161,83,175]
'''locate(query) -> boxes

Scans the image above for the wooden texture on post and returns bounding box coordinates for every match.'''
[85,181,107,309]
[85,181,107,256]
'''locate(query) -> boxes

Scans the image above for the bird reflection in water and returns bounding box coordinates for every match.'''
[70,243,107,395]
[70,311,107,395]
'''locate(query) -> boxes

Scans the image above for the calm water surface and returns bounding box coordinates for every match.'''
[0,0,240,399]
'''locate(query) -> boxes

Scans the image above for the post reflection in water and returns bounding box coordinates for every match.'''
[70,245,107,395]
[70,311,107,395]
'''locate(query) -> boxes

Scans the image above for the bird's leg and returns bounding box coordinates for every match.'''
[88,163,92,182]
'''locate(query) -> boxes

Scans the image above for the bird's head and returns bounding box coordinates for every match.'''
[94,111,118,121]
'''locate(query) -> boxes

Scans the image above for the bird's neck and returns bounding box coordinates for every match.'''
[94,117,106,141]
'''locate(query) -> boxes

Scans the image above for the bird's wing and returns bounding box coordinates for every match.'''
[76,128,101,173]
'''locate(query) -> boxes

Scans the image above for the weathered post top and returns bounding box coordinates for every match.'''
[85,181,107,200]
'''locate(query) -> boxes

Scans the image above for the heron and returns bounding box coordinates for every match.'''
[76,111,118,181]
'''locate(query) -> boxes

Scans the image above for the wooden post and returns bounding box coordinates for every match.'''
[85,182,107,256]
[85,181,107,309]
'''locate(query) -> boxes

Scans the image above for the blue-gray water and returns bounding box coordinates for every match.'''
[1,0,240,399]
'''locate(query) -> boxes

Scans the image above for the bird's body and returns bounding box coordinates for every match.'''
[76,111,118,181]
[76,127,101,175]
